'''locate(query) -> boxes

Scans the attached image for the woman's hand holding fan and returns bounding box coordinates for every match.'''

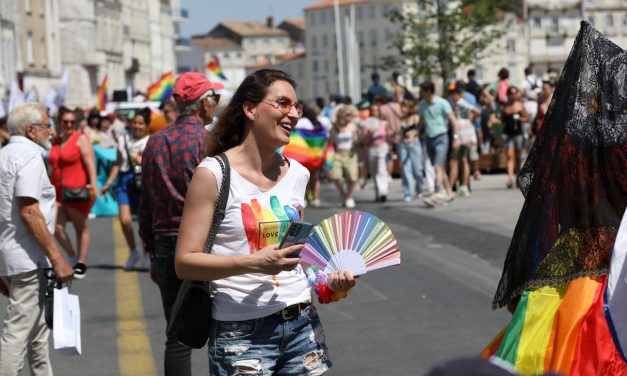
[327,270,356,292]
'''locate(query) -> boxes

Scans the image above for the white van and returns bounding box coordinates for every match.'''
[105,101,162,120]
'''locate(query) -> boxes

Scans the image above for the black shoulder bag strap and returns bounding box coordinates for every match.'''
[166,152,230,349]
[202,152,230,253]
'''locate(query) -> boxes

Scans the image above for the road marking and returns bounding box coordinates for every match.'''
[113,220,157,375]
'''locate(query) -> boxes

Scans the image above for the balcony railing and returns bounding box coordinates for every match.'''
[173,7,189,23]
[177,37,191,46]
[175,37,191,51]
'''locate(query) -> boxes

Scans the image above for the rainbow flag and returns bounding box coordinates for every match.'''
[323,144,334,171]
[146,71,174,101]
[482,276,627,375]
[206,55,227,80]
[282,128,328,170]
[96,74,108,111]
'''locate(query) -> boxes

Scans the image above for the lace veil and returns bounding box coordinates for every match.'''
[492,21,627,309]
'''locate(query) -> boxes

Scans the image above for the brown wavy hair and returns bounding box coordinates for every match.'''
[206,69,296,156]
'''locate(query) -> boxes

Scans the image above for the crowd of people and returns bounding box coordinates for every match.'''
[290,66,557,210]
[0,59,597,376]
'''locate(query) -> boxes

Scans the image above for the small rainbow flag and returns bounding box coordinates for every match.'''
[97,74,108,111]
[206,55,227,80]
[146,71,174,101]
[282,128,328,170]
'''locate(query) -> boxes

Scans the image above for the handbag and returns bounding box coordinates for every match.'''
[122,134,142,191]
[61,187,90,202]
[166,153,230,349]
[53,285,82,355]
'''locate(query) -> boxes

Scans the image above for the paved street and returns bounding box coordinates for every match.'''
[1,173,523,375]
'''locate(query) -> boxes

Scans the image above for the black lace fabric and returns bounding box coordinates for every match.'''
[492,21,627,309]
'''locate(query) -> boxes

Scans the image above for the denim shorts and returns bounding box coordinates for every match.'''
[208,305,332,376]
[115,170,139,209]
[501,134,524,150]
[425,133,449,167]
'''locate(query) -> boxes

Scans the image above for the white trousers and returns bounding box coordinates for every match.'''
[423,145,436,193]
[368,143,390,198]
[0,269,52,376]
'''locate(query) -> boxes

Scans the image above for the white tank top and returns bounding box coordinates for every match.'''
[332,123,356,150]
[197,156,312,321]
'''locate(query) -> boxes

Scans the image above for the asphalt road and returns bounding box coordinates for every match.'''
[1,173,522,375]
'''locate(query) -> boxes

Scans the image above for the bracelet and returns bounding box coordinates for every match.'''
[306,266,351,304]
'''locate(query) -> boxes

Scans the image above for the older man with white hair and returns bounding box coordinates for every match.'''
[0,103,74,376]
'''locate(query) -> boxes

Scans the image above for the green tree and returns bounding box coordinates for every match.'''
[384,0,511,90]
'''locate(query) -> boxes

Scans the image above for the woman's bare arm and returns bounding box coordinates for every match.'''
[77,134,97,189]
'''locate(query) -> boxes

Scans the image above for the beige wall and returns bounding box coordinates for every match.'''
[0,0,19,98]
[18,0,50,75]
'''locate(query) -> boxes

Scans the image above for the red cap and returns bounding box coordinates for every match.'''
[99,111,116,121]
[173,72,224,104]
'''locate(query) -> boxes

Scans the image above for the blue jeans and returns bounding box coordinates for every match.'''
[399,140,424,198]
[154,236,192,376]
[209,305,332,375]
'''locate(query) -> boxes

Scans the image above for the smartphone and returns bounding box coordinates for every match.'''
[279,220,314,258]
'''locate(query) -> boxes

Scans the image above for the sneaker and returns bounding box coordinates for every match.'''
[139,254,151,271]
[404,196,413,202]
[415,193,424,200]
[345,198,356,209]
[310,199,321,208]
[423,197,442,208]
[73,263,87,280]
[473,171,482,180]
[457,185,471,197]
[436,191,455,203]
[124,249,141,271]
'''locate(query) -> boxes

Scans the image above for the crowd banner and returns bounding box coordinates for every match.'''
[91,146,119,217]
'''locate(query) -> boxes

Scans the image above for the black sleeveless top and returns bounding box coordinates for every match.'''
[502,112,523,136]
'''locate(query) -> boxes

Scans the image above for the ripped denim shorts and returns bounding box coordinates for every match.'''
[208,305,332,376]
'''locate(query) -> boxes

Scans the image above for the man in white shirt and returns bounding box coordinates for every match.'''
[0,103,74,375]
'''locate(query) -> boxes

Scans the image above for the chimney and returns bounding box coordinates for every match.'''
[266,16,274,28]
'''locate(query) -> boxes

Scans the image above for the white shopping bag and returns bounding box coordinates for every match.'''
[457,119,478,146]
[52,286,82,355]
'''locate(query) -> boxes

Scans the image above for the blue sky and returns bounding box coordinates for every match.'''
[180,0,314,37]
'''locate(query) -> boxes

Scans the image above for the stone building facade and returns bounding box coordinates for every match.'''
[0,0,181,108]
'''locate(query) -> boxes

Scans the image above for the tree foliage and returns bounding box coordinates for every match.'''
[384,0,510,88]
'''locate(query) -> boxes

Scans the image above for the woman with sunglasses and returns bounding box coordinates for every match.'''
[175,69,356,375]
[49,107,98,279]
[500,87,529,189]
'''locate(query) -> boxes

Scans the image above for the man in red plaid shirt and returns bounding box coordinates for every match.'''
[139,72,222,375]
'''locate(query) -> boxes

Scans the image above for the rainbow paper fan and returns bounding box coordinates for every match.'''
[301,210,401,276]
